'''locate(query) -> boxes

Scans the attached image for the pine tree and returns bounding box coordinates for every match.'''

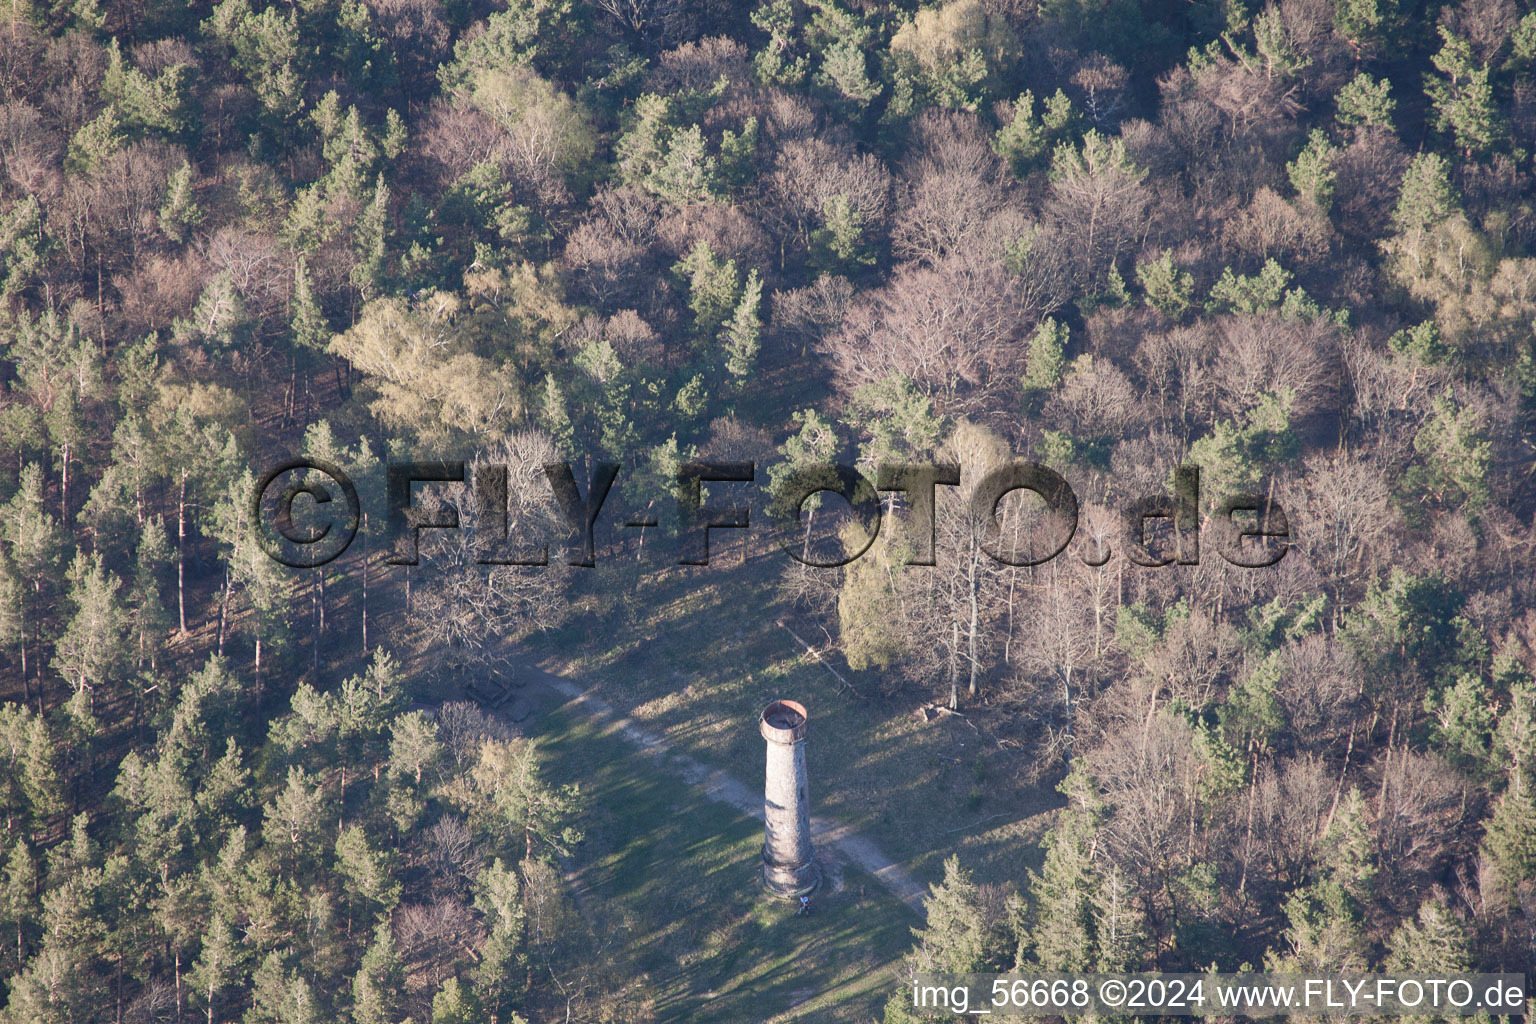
[1021,317,1068,399]
[184,272,253,351]
[113,746,194,875]
[151,412,241,638]
[573,337,637,458]
[285,184,331,254]
[388,711,443,788]
[888,0,1017,111]
[1320,787,1377,906]
[613,93,677,187]
[911,855,991,973]
[836,531,906,671]
[1,464,65,695]
[334,826,402,924]
[1287,129,1340,213]
[203,0,303,122]
[262,765,326,867]
[1266,879,1370,971]
[129,517,172,671]
[620,435,694,549]
[1023,809,1098,970]
[105,49,196,140]
[208,468,290,679]
[351,174,390,300]
[648,124,715,204]
[6,309,102,526]
[193,737,251,831]
[1136,250,1194,319]
[64,107,124,175]
[1385,897,1469,971]
[472,858,528,1015]
[82,415,153,553]
[290,258,328,355]
[674,242,740,339]
[4,938,92,1024]
[540,374,576,458]
[383,108,407,159]
[1426,672,1495,774]
[1491,680,1534,789]
[0,195,50,299]
[336,651,405,748]
[1333,0,1399,59]
[0,839,39,973]
[1252,3,1309,78]
[1425,27,1502,157]
[438,0,575,89]
[0,704,62,835]
[246,950,321,1024]
[1479,783,1536,905]
[721,269,763,383]
[767,409,841,558]
[431,977,483,1024]
[352,920,405,1024]
[0,556,22,694]
[1391,153,1458,237]
[53,553,129,728]
[810,195,872,272]
[1412,387,1492,512]
[158,161,203,243]
[1336,72,1396,130]
[189,913,246,1024]
[1089,858,1149,971]
[993,89,1073,174]
[1207,258,1293,314]
[846,373,944,468]
[274,683,341,771]
[385,711,441,832]
[469,738,581,862]
[473,857,527,938]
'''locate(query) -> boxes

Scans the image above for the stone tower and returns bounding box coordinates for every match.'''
[760,699,819,897]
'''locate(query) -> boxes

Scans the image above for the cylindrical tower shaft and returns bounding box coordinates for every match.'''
[760,700,819,897]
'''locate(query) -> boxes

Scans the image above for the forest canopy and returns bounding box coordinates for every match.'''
[1,0,1535,1018]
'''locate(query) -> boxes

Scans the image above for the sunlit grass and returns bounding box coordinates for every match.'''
[536,702,917,1023]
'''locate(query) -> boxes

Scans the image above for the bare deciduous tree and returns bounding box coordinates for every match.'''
[408,435,571,673]
[1211,312,1338,420]
[824,259,1029,413]
[1274,634,1362,745]
[763,136,892,261]
[1297,453,1394,589]
[1251,754,1333,890]
[1374,750,1466,904]
[891,110,1018,268]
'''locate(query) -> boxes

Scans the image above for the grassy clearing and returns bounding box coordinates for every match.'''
[525,543,1062,891]
[364,436,1064,1019]
[534,698,918,1023]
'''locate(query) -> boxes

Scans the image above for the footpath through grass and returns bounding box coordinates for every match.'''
[535,699,917,1023]
[527,545,1062,889]
[512,527,1066,1021]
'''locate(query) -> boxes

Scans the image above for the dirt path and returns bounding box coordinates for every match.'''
[510,659,930,917]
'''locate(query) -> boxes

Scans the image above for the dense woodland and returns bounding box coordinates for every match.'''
[0,0,1535,1018]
